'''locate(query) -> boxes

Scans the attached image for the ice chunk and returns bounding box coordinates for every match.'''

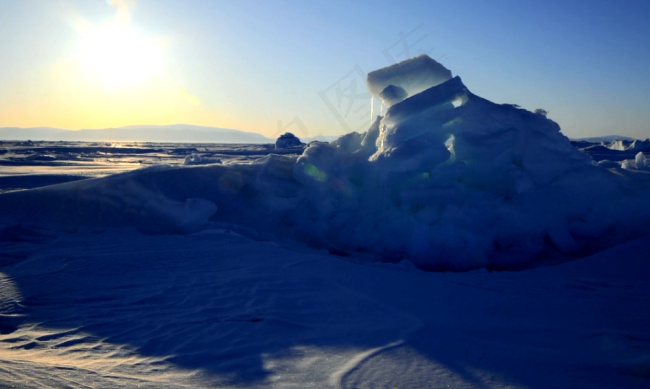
[623,151,649,171]
[366,55,452,107]
[378,84,408,106]
[629,139,650,152]
[606,139,650,152]
[635,151,647,167]
[621,151,650,170]
[183,154,222,165]
[607,139,630,151]
[293,55,649,270]
[275,132,303,149]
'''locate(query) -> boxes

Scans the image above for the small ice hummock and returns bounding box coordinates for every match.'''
[366,54,452,107]
[275,132,303,149]
[622,151,650,171]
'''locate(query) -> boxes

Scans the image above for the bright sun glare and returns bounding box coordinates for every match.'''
[74,22,164,89]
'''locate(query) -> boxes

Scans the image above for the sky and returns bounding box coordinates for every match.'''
[1,0,649,139]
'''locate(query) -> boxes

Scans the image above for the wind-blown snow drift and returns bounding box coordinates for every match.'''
[1,56,649,270]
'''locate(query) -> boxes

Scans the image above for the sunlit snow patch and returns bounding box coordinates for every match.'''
[622,152,650,171]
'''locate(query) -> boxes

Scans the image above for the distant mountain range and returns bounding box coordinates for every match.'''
[0,125,341,144]
[572,135,638,143]
[1,125,639,146]
[0,124,274,144]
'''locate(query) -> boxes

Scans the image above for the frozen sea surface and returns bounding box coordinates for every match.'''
[0,141,305,193]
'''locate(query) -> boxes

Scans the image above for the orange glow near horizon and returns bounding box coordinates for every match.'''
[0,82,270,134]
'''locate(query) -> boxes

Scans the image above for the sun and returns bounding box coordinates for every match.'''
[74,22,164,89]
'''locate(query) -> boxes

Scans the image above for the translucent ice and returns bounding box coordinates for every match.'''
[366,54,452,107]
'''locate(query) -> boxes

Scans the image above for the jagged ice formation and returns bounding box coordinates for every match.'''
[2,55,650,271]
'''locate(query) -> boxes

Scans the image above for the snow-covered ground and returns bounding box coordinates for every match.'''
[0,222,648,388]
[1,56,649,388]
[1,223,649,388]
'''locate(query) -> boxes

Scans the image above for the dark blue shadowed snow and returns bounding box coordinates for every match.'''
[0,224,649,388]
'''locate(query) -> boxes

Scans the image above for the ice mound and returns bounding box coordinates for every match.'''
[2,55,650,271]
[607,139,650,152]
[622,151,650,171]
[366,54,452,107]
[275,132,303,149]
[293,56,650,270]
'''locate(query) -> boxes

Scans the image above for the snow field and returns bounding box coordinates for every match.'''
[0,225,648,388]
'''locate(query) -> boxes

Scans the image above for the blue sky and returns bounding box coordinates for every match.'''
[1,0,649,139]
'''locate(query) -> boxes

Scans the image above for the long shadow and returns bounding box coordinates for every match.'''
[0,222,537,388]
[0,223,403,386]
